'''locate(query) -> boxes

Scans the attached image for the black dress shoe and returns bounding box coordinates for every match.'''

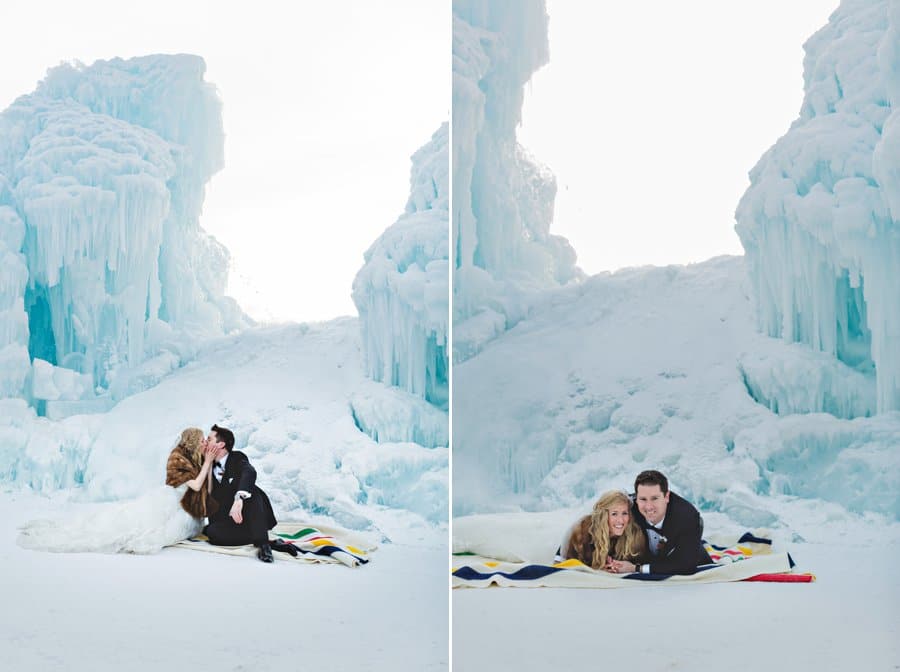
[271,539,299,557]
[257,543,274,563]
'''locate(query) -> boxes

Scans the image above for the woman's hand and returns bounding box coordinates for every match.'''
[606,559,637,574]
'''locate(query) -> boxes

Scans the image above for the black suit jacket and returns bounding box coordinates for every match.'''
[631,491,712,575]
[210,450,277,530]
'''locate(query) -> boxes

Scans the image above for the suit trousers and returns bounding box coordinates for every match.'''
[203,496,271,546]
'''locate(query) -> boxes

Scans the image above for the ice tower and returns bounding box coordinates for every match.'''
[736,0,900,413]
[0,55,245,415]
[452,0,580,361]
[353,124,449,408]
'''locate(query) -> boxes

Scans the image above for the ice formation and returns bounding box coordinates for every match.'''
[0,205,30,398]
[0,320,447,541]
[452,0,581,361]
[352,124,449,407]
[0,55,245,416]
[453,256,900,530]
[736,0,900,413]
[453,0,900,534]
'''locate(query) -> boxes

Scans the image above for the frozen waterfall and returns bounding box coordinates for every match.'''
[452,0,581,361]
[736,0,900,413]
[0,55,246,416]
[353,124,449,408]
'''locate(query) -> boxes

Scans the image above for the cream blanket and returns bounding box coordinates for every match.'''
[175,522,377,567]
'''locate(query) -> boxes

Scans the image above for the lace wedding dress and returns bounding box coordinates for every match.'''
[17,484,203,554]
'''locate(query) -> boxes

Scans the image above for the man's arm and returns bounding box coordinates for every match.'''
[647,511,707,575]
[227,452,257,524]
[231,452,258,494]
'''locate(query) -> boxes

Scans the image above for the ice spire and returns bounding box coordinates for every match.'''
[736,0,900,413]
[452,0,580,361]
[0,55,246,415]
[353,124,449,408]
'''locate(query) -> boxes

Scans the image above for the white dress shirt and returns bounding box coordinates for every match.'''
[641,515,666,573]
[213,453,251,500]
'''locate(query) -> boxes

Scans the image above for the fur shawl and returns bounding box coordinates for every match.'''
[165,446,217,518]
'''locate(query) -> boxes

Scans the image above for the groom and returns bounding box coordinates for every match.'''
[610,469,712,575]
[203,424,278,563]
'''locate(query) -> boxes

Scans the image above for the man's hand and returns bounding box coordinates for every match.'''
[606,559,637,574]
[229,498,244,524]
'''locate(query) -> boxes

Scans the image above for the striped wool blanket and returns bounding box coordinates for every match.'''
[175,522,377,567]
[453,533,813,588]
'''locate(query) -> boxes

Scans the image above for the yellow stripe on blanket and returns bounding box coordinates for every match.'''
[453,534,795,588]
[173,522,377,567]
[553,559,588,569]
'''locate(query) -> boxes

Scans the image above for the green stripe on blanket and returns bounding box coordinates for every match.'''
[174,522,377,568]
[452,535,797,588]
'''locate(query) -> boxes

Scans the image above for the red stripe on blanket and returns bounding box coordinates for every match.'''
[742,573,815,583]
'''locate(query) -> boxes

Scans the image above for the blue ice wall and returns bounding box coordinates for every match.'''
[0,55,246,413]
[736,0,900,413]
[452,0,581,361]
[353,124,449,408]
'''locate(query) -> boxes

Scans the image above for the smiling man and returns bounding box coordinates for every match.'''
[611,469,712,575]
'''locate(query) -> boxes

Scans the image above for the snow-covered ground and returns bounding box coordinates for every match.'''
[453,538,899,672]
[1,317,448,669]
[451,256,900,670]
[0,489,448,671]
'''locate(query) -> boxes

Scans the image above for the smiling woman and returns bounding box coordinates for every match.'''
[559,490,647,570]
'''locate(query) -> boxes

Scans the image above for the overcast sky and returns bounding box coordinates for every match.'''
[1,0,448,323]
[518,0,839,275]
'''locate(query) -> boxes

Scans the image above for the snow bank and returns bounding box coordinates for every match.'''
[453,256,900,533]
[1,320,447,543]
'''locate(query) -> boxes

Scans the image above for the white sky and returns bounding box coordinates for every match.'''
[518,0,840,275]
[0,0,448,323]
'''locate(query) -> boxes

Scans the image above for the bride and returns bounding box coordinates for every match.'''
[18,427,218,554]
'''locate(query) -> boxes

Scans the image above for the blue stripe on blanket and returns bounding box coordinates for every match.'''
[622,564,718,580]
[308,544,369,564]
[453,564,568,582]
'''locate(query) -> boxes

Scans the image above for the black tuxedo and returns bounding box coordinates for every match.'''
[631,491,712,575]
[204,450,277,546]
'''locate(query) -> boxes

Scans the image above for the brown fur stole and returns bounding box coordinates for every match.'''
[165,446,218,518]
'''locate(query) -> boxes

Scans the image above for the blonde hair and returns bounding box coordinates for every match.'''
[178,427,204,465]
[168,427,216,518]
[569,490,647,569]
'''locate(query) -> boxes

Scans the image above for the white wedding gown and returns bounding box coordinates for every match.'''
[18,484,203,554]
